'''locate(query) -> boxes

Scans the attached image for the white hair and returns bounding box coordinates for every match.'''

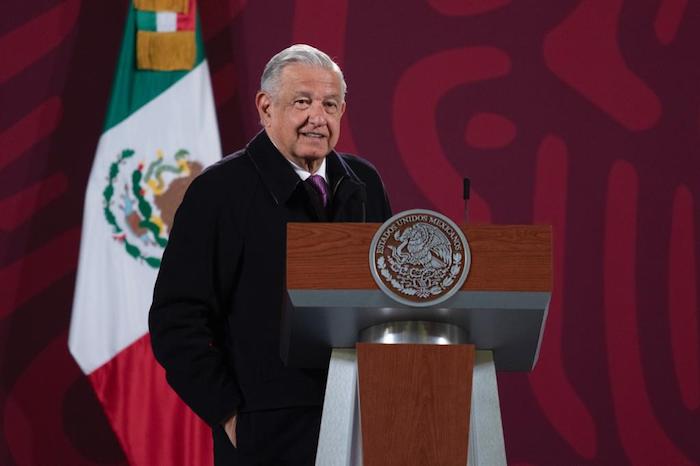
[260,44,347,100]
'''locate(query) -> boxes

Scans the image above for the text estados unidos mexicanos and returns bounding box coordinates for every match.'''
[375,215,462,255]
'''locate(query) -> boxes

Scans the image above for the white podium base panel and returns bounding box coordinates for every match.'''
[316,349,506,466]
[316,349,362,466]
[468,350,507,466]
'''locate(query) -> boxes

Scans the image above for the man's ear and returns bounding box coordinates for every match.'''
[256,91,272,127]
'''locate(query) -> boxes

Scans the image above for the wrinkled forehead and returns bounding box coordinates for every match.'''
[278,63,344,99]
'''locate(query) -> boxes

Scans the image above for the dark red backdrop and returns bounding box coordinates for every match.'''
[1,0,698,464]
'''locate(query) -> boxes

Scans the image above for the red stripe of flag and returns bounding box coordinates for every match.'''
[177,0,196,31]
[89,333,213,465]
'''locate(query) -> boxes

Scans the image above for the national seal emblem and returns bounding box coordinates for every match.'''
[369,209,471,307]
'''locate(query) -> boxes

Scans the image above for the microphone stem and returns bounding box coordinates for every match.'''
[463,177,471,224]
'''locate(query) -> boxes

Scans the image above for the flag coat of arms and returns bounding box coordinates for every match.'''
[69,1,219,464]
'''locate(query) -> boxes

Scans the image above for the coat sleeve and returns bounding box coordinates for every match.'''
[148,172,242,427]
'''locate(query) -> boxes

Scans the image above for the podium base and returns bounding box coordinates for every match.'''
[316,349,362,465]
[468,350,507,466]
[316,348,506,466]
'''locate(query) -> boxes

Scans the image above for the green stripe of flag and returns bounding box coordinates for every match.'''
[103,1,205,132]
[136,10,157,31]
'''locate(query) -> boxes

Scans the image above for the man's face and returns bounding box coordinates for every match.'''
[256,63,346,171]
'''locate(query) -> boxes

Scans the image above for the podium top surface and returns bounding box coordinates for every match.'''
[287,223,551,292]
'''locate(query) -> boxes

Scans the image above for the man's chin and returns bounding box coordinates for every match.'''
[289,152,328,172]
[298,155,326,167]
[296,148,331,160]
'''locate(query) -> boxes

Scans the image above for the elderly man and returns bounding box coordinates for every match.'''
[149,44,392,465]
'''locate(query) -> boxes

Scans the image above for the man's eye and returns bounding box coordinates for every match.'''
[324,102,338,113]
[294,99,310,108]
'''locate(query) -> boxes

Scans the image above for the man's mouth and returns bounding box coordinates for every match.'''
[300,131,326,139]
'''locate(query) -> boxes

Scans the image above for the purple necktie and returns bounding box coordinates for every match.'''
[307,174,330,207]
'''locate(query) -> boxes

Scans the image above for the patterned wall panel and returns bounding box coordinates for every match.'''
[1,0,698,464]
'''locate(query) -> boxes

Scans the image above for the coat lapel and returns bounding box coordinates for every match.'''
[245,130,366,222]
[327,152,366,221]
[245,131,301,207]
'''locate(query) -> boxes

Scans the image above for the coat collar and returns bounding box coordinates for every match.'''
[245,130,364,208]
[245,130,299,206]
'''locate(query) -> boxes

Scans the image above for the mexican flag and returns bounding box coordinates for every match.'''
[69,1,219,464]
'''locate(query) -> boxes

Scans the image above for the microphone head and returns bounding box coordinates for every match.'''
[463,178,471,200]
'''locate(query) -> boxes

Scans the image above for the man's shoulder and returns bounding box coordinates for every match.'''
[202,149,253,179]
[192,149,256,188]
[335,151,391,218]
[182,148,261,206]
[336,152,382,180]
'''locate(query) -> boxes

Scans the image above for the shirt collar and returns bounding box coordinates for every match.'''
[287,157,328,183]
[246,130,336,206]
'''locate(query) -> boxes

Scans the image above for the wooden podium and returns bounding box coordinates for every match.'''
[283,223,551,466]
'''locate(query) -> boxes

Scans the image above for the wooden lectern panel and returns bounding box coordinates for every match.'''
[357,343,475,466]
[287,223,551,291]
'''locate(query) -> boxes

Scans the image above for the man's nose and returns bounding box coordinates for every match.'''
[307,101,327,125]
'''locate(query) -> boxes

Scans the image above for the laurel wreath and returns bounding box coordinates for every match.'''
[377,253,462,298]
[102,148,166,269]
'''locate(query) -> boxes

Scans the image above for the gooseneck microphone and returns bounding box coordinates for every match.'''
[463,178,471,223]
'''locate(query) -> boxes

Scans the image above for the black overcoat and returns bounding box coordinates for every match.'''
[148,130,392,453]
